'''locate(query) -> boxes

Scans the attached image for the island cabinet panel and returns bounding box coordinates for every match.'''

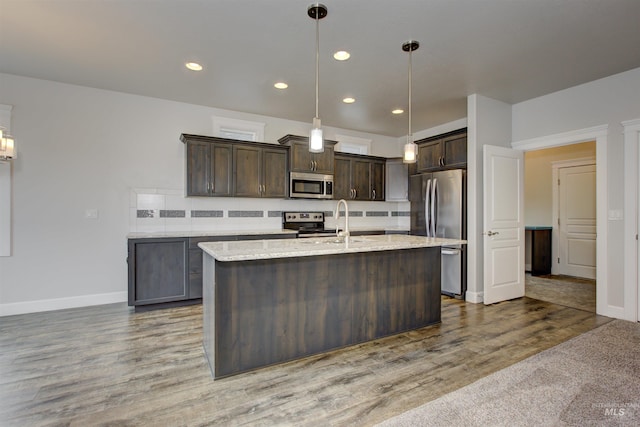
[206,246,440,378]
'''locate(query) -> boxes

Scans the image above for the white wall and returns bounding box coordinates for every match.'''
[466,94,513,303]
[0,73,405,315]
[513,67,640,318]
[524,142,596,226]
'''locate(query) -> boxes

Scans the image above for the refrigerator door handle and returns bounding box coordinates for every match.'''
[442,248,461,256]
[431,178,438,237]
[425,178,432,236]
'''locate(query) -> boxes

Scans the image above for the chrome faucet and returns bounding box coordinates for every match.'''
[334,199,350,241]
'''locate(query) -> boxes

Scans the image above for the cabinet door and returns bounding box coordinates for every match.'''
[128,238,188,306]
[386,159,408,201]
[352,159,371,200]
[289,141,313,172]
[417,140,443,172]
[442,134,467,168]
[233,145,262,197]
[186,141,211,196]
[371,160,385,201]
[313,145,335,174]
[211,144,233,196]
[333,156,352,200]
[262,148,288,198]
[409,174,427,235]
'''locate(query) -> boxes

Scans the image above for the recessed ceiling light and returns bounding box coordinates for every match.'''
[343,97,355,104]
[274,82,288,89]
[392,109,404,114]
[333,51,350,61]
[185,62,203,71]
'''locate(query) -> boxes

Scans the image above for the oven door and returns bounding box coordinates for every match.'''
[290,172,333,199]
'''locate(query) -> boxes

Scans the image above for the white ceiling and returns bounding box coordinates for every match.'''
[2,0,640,137]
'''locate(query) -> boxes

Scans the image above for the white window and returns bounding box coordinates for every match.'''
[212,116,265,142]
[335,134,372,155]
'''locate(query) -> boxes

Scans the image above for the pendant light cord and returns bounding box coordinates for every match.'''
[408,47,412,144]
[315,13,320,120]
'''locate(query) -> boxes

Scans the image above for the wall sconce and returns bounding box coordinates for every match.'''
[0,127,16,162]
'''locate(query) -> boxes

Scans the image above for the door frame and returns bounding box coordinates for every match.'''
[512,124,611,318]
[551,157,596,277]
[623,118,640,322]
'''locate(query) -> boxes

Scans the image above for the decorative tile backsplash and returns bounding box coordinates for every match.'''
[129,188,410,233]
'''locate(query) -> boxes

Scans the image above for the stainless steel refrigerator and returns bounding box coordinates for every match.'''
[410,169,466,297]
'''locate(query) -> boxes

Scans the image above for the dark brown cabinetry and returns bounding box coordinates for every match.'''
[414,129,467,173]
[128,233,296,311]
[128,238,190,308]
[526,227,552,276]
[181,134,288,199]
[334,153,386,201]
[278,134,336,174]
[233,146,288,198]
[185,140,232,196]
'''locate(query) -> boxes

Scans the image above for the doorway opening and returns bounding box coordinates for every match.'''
[523,141,597,312]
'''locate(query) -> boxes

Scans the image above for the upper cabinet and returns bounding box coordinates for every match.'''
[181,134,288,198]
[385,158,409,201]
[414,128,467,173]
[278,134,336,175]
[334,153,386,201]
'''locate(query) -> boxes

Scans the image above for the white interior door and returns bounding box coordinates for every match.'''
[558,164,596,279]
[483,145,525,305]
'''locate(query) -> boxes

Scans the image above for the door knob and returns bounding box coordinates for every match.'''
[484,230,499,236]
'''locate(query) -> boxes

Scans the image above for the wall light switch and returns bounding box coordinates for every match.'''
[85,209,99,219]
[608,209,623,220]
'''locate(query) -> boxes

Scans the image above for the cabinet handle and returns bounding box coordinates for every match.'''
[372,189,376,199]
[313,160,317,171]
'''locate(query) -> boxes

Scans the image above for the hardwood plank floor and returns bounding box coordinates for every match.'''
[0,296,611,426]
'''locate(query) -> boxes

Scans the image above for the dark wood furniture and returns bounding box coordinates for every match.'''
[181,134,289,198]
[203,246,441,379]
[410,128,467,174]
[526,226,552,276]
[278,134,336,175]
[128,233,296,311]
[334,153,386,201]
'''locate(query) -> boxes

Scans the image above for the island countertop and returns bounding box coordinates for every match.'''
[199,234,466,262]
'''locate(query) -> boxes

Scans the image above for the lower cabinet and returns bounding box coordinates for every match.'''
[128,238,190,308]
[128,233,296,311]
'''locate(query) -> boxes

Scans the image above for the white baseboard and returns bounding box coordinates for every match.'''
[0,291,128,316]
[465,290,484,304]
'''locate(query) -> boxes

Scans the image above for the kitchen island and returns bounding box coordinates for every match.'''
[199,234,465,379]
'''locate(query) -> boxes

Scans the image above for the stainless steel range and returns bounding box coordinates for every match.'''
[282,212,336,237]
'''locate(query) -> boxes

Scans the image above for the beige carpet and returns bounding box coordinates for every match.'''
[526,273,596,312]
[377,319,640,427]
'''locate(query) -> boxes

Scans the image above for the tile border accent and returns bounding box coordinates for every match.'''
[191,210,223,218]
[228,210,264,218]
[137,209,155,218]
[159,210,186,218]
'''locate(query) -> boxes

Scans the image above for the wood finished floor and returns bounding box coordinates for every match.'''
[0,297,611,426]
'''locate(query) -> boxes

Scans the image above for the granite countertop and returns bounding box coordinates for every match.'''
[199,234,466,262]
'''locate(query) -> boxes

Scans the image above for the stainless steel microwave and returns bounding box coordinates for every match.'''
[289,172,333,199]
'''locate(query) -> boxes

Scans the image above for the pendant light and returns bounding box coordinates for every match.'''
[402,40,419,163]
[308,3,327,153]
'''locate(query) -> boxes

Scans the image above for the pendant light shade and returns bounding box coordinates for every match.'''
[308,3,327,153]
[0,127,16,162]
[402,40,419,164]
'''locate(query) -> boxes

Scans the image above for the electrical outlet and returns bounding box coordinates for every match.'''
[85,209,99,219]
